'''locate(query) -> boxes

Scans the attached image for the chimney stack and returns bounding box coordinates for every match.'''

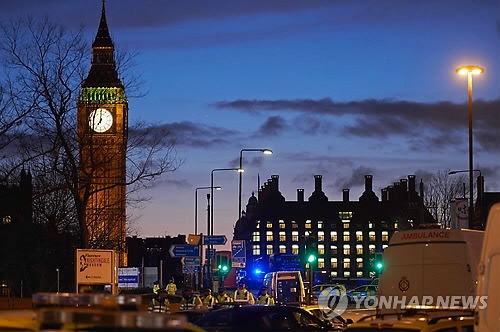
[343,189,349,202]
[365,175,373,192]
[297,189,304,202]
[408,175,416,192]
[314,175,322,192]
[381,188,388,202]
[419,179,424,200]
[271,175,279,192]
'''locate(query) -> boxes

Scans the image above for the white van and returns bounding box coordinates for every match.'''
[475,202,500,332]
[263,271,306,305]
[378,226,483,312]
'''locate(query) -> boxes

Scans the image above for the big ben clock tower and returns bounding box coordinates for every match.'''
[78,1,128,265]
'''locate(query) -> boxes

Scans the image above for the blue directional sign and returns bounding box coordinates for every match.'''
[203,235,227,245]
[231,240,246,268]
[182,265,200,273]
[181,257,201,266]
[169,245,200,257]
[206,248,216,260]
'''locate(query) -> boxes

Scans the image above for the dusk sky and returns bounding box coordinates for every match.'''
[2,1,499,247]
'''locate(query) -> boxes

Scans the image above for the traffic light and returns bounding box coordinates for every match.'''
[305,235,317,265]
[216,253,230,275]
[374,252,384,273]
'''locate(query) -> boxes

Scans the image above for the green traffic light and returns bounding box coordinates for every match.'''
[222,266,228,271]
[307,254,316,263]
[376,262,383,269]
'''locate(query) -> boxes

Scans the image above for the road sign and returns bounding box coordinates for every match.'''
[182,265,200,273]
[231,240,246,268]
[203,235,227,245]
[169,245,200,257]
[118,267,139,289]
[206,248,216,260]
[181,257,201,266]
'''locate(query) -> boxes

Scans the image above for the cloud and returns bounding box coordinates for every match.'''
[163,178,191,188]
[214,98,500,152]
[129,121,239,148]
[257,116,287,136]
[335,166,375,189]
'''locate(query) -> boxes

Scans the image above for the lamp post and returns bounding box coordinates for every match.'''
[210,168,243,236]
[195,186,221,235]
[238,149,272,222]
[56,268,60,293]
[456,65,484,228]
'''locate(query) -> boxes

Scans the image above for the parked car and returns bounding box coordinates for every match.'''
[344,309,474,332]
[196,305,333,332]
[311,284,346,297]
[302,305,353,330]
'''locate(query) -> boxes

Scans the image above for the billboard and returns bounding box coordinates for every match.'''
[76,249,116,285]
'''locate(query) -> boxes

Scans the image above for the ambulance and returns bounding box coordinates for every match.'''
[475,202,500,332]
[378,225,483,311]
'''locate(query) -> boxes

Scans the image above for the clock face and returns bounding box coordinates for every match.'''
[89,108,113,133]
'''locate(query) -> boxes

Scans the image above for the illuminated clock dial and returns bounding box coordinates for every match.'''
[89,108,113,133]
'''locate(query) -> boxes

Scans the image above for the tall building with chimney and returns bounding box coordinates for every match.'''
[78,2,128,264]
[234,174,434,282]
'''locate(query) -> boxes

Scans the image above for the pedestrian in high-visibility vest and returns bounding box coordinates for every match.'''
[233,282,255,304]
[256,287,275,305]
[180,287,202,309]
[217,288,233,303]
[153,281,160,295]
[200,288,218,307]
[166,280,177,295]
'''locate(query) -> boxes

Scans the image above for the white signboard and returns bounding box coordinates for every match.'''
[450,198,469,229]
[118,267,140,289]
[76,249,115,285]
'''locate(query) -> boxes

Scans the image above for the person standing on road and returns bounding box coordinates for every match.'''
[181,287,202,309]
[153,281,160,295]
[200,288,218,307]
[256,287,274,305]
[217,288,233,303]
[233,282,255,304]
[166,280,177,295]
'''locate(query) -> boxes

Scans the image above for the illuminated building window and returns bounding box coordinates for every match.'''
[252,231,260,242]
[394,222,398,229]
[330,231,337,241]
[253,245,260,255]
[356,257,363,268]
[267,221,272,228]
[291,220,298,229]
[279,231,286,242]
[279,245,286,254]
[318,231,324,242]
[368,222,374,229]
[356,244,363,255]
[292,244,299,255]
[318,244,325,255]
[342,220,350,229]
[318,258,325,269]
[305,220,312,229]
[356,231,363,241]
[256,220,260,229]
[330,245,337,255]
[344,271,351,277]
[292,231,299,242]
[369,231,376,242]
[266,245,273,255]
[266,231,273,241]
[331,271,337,277]
[279,220,285,229]
[382,231,389,242]
[339,212,353,219]
[344,258,351,269]
[382,244,388,250]
[318,221,324,229]
[357,271,363,277]
[343,244,350,255]
[369,244,376,254]
[343,231,350,242]
[331,258,338,268]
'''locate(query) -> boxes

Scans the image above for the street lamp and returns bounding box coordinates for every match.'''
[211,168,244,236]
[456,65,484,228]
[195,186,221,235]
[238,149,273,222]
